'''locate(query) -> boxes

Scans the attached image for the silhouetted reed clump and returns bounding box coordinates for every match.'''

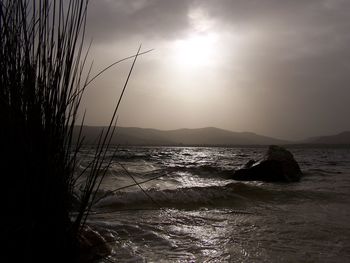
[0,0,137,261]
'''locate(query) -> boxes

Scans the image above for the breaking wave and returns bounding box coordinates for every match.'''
[94,182,335,210]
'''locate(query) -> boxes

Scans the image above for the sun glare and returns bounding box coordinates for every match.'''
[173,33,218,68]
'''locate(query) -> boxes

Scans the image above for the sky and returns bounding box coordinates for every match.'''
[80,0,350,140]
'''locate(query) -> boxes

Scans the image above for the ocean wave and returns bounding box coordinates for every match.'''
[164,165,234,178]
[304,168,343,176]
[94,183,325,210]
[113,152,151,161]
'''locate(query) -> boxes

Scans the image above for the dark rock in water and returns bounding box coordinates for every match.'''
[78,225,112,262]
[232,145,302,182]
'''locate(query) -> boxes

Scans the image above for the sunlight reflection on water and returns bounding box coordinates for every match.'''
[84,147,350,262]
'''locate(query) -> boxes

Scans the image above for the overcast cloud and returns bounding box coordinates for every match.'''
[81,0,350,140]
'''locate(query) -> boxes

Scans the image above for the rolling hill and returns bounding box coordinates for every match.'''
[74,126,290,146]
[304,131,350,145]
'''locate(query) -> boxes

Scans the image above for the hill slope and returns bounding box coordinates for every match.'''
[75,126,290,146]
[305,131,350,145]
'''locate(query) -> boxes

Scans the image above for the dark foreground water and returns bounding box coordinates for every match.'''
[76,147,350,262]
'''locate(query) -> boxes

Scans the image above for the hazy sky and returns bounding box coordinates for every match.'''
[80,0,350,140]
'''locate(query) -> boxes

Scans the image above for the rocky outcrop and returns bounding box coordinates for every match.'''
[78,225,113,262]
[232,145,302,182]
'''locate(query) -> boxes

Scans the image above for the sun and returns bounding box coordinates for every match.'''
[173,33,217,68]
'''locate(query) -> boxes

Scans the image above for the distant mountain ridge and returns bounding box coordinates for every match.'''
[304,131,350,145]
[74,126,350,146]
[74,126,290,146]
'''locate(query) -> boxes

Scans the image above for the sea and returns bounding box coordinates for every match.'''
[76,146,350,262]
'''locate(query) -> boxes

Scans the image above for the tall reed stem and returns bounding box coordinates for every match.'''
[0,1,141,261]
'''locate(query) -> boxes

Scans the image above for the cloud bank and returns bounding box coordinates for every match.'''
[81,0,350,140]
